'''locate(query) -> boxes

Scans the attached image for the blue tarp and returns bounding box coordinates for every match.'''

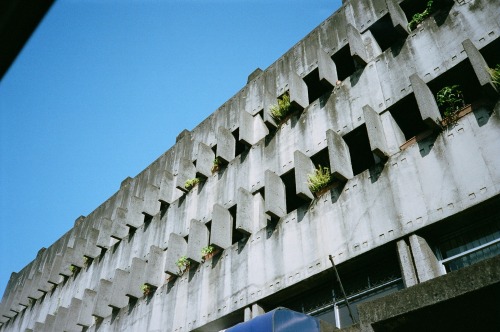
[226,308,321,332]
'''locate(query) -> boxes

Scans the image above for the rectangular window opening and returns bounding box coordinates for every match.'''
[229,205,245,244]
[368,14,403,52]
[343,125,375,176]
[389,93,429,141]
[232,128,249,157]
[304,68,333,104]
[280,169,308,214]
[331,45,356,81]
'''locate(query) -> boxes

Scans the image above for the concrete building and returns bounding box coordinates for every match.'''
[1,0,499,331]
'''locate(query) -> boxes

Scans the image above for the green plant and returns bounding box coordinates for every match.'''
[436,85,465,118]
[270,93,292,122]
[83,256,91,268]
[307,165,333,194]
[176,256,190,273]
[69,265,77,274]
[184,177,200,190]
[141,284,151,296]
[488,64,500,87]
[201,245,214,258]
[408,0,438,31]
[211,157,222,173]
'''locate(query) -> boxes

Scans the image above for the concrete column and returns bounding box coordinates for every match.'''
[165,233,188,276]
[318,48,338,88]
[396,239,418,287]
[409,234,445,283]
[294,150,315,201]
[187,219,209,263]
[347,24,368,65]
[217,126,236,163]
[363,105,389,160]
[264,170,287,219]
[409,74,442,128]
[252,303,265,318]
[326,129,354,181]
[386,0,409,35]
[197,142,216,178]
[244,307,252,322]
[462,39,499,97]
[211,204,233,250]
[176,158,197,193]
[289,71,309,109]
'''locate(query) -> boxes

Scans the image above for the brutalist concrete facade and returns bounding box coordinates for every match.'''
[1,0,500,331]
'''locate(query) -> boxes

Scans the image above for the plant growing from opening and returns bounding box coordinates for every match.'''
[141,284,151,296]
[488,64,500,88]
[307,165,333,194]
[201,245,214,260]
[211,157,222,174]
[69,265,77,274]
[270,92,292,123]
[176,256,190,274]
[408,0,438,31]
[184,178,200,190]
[436,85,465,125]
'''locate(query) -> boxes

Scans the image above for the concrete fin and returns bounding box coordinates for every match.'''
[77,289,97,328]
[165,233,188,276]
[326,129,354,181]
[211,204,233,250]
[363,105,389,159]
[127,258,147,298]
[109,269,130,309]
[289,71,309,109]
[409,235,446,283]
[176,158,197,193]
[263,89,278,128]
[216,127,236,164]
[196,142,216,178]
[386,0,409,35]
[93,279,113,318]
[317,48,338,87]
[409,74,442,128]
[294,151,315,201]
[142,183,160,216]
[144,245,165,287]
[187,220,210,263]
[236,188,254,235]
[397,239,418,287]
[347,23,369,65]
[462,39,499,97]
[264,170,287,219]
[159,171,176,204]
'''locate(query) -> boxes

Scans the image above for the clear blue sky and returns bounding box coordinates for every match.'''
[0,0,342,298]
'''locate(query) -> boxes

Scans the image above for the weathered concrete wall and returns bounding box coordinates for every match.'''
[1,0,499,331]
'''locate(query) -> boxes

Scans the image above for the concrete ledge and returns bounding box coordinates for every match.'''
[357,255,500,331]
[409,74,442,128]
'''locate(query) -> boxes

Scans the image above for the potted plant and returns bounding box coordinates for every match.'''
[211,157,222,174]
[201,245,215,261]
[184,178,200,191]
[270,92,292,123]
[436,85,466,126]
[307,165,334,197]
[176,256,190,275]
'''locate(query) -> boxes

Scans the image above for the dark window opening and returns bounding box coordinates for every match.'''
[281,169,308,213]
[304,68,333,104]
[311,147,330,169]
[229,205,245,244]
[232,128,249,156]
[160,201,169,219]
[428,59,490,117]
[368,14,403,52]
[480,38,500,68]
[331,45,357,81]
[400,0,431,23]
[389,93,429,140]
[343,125,375,176]
[128,226,137,238]
[99,247,107,261]
[143,214,153,231]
